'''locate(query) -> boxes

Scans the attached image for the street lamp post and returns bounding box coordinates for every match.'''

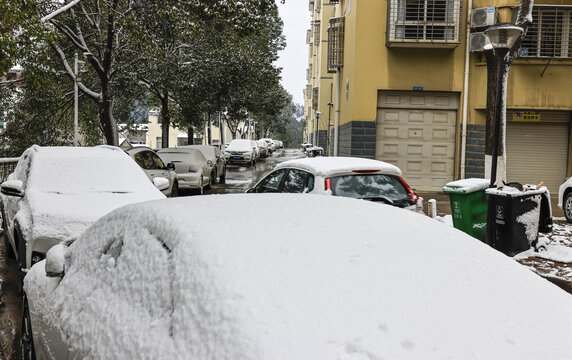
[315,111,322,148]
[484,24,524,245]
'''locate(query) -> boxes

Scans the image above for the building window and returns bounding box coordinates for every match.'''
[314,20,321,46]
[387,0,462,47]
[156,137,162,149]
[328,17,345,73]
[312,87,319,110]
[520,6,571,59]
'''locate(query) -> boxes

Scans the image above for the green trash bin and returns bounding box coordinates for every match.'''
[443,179,490,241]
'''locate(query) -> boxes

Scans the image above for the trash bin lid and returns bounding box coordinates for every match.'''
[443,178,490,194]
[485,185,546,198]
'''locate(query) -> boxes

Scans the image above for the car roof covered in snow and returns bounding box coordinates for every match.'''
[275,156,402,177]
[26,194,572,359]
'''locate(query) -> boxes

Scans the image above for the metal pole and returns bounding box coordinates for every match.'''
[486,47,508,247]
[74,53,79,147]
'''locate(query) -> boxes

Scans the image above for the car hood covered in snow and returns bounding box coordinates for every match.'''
[24,189,165,241]
[26,194,572,359]
[277,156,402,177]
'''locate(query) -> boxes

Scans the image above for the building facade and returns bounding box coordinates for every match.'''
[304,0,572,195]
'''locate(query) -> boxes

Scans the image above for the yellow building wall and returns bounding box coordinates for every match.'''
[339,0,468,125]
[146,113,187,149]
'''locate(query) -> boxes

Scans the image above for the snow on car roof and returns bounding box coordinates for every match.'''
[276,156,402,177]
[27,194,572,359]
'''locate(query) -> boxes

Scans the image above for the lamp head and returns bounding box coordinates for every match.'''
[485,24,524,50]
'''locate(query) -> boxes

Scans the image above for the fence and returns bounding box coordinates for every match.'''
[0,158,19,183]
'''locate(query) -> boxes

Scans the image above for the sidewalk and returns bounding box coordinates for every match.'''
[417,191,572,295]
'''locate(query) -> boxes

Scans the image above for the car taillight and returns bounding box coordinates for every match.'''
[398,177,417,201]
[189,165,198,173]
[325,178,331,190]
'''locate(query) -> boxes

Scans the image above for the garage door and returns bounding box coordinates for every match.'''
[376,92,458,191]
[506,120,569,197]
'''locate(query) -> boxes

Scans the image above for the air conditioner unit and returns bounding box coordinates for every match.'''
[469,32,488,52]
[471,7,497,28]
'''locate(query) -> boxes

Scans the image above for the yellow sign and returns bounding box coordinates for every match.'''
[512,111,541,122]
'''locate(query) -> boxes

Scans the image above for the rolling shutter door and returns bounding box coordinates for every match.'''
[506,121,569,196]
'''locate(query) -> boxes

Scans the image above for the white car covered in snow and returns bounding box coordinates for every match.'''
[247,157,422,211]
[0,145,165,270]
[23,194,572,359]
[558,177,572,223]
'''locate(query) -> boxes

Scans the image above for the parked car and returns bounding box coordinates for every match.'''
[224,139,256,166]
[183,145,226,185]
[301,142,313,153]
[558,177,572,222]
[257,140,269,158]
[126,146,178,197]
[22,194,572,359]
[0,145,165,270]
[250,140,261,161]
[247,157,422,212]
[156,147,211,194]
[260,138,275,154]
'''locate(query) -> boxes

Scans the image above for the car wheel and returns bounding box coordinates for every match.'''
[170,181,179,198]
[564,192,572,223]
[220,167,226,184]
[21,294,36,360]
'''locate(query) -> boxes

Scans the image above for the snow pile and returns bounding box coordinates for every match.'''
[277,156,402,177]
[25,194,572,359]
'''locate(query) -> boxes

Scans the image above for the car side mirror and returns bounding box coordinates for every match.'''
[0,180,24,198]
[207,160,213,165]
[166,162,175,171]
[45,243,66,278]
[153,177,170,191]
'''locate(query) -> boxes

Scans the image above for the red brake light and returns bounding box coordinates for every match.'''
[188,166,198,173]
[325,178,331,190]
[398,177,417,201]
[352,169,379,174]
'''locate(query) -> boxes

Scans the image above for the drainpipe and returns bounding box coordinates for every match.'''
[333,4,342,157]
[460,0,473,179]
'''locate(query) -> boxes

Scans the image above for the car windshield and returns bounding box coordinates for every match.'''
[330,174,411,202]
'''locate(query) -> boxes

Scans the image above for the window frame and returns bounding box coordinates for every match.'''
[386,0,463,48]
[519,6,572,60]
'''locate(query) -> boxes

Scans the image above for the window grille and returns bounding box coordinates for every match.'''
[309,0,314,12]
[307,64,313,81]
[307,29,312,44]
[316,0,322,12]
[308,43,313,59]
[306,84,312,96]
[314,21,321,46]
[328,17,345,72]
[312,87,319,110]
[520,6,572,59]
[387,0,462,47]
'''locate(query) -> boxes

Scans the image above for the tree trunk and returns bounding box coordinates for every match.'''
[160,93,170,148]
[187,126,194,145]
[207,113,212,145]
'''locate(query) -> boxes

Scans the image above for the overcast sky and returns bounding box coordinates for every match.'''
[274,1,311,106]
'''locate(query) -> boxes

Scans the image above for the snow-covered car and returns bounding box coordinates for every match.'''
[247,157,422,212]
[156,147,211,194]
[22,194,572,359]
[0,145,165,269]
[183,145,226,185]
[558,177,572,222]
[224,139,256,166]
[301,142,312,153]
[250,140,261,161]
[125,146,178,197]
[257,140,269,158]
[260,138,276,153]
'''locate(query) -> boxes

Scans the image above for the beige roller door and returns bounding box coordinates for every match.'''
[376,91,458,191]
[506,121,569,197]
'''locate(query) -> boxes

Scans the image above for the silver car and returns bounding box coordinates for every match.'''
[157,147,211,194]
[126,146,178,197]
[0,145,165,269]
[183,145,226,185]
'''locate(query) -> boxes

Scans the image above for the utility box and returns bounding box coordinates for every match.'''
[443,178,490,241]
